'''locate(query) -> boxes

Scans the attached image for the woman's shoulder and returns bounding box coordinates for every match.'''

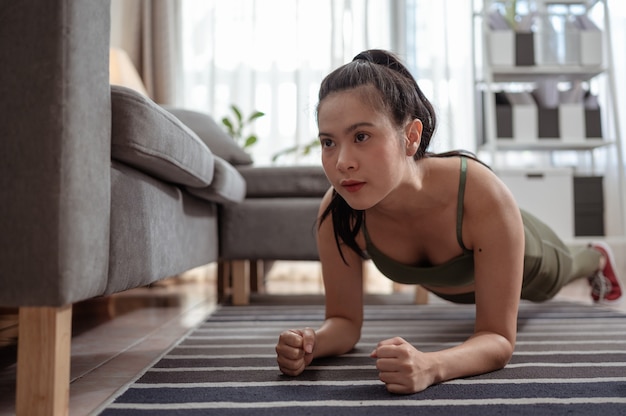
[464,157,508,191]
[462,156,520,215]
[423,153,493,185]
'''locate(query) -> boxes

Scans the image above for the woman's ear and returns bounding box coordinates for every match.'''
[405,119,422,157]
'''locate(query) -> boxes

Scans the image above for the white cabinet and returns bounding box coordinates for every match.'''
[497,168,574,239]
[472,0,625,240]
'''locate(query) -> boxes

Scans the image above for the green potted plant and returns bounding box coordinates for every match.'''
[221,104,265,150]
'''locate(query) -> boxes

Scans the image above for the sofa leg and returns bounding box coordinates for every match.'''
[16,305,72,416]
[217,261,231,303]
[249,260,265,293]
[414,286,429,305]
[231,260,250,306]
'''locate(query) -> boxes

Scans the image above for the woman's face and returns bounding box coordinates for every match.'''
[317,87,416,211]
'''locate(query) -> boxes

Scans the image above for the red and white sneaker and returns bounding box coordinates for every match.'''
[588,242,623,305]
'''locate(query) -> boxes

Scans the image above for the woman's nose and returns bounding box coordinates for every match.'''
[336,147,357,171]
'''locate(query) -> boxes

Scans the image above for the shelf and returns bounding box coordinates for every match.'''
[487,66,606,83]
[481,139,613,151]
[473,0,625,238]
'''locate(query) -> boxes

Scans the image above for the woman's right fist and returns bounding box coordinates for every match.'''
[275,328,316,376]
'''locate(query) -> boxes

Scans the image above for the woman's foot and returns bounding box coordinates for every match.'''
[588,242,623,305]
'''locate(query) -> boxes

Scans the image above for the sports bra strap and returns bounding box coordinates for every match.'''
[456,157,471,254]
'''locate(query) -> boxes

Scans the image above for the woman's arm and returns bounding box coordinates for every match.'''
[276,188,364,375]
[372,161,524,393]
[313,189,365,357]
[466,160,524,370]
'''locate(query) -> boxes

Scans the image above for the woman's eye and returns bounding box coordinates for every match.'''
[320,138,334,148]
[355,133,369,143]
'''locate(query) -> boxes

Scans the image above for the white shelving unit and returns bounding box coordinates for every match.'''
[472,0,626,242]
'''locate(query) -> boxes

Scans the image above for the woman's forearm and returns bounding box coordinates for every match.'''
[428,331,515,385]
[312,316,362,359]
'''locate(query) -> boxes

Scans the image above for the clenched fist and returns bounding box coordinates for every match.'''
[370,337,434,394]
[276,328,316,376]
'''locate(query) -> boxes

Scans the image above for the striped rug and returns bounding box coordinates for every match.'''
[100,295,626,415]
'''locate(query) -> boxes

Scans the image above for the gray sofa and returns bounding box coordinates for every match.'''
[0,0,247,414]
[219,166,330,304]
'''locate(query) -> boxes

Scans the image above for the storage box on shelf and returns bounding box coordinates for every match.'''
[492,88,603,144]
[494,91,538,142]
[473,0,625,242]
[485,2,603,68]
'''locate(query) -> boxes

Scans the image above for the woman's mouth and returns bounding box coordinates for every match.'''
[341,180,365,193]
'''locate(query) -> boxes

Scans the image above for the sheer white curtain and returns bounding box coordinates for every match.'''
[179,0,475,166]
[181,0,398,166]
[405,0,475,154]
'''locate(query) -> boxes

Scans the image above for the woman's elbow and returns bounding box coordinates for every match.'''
[494,337,515,369]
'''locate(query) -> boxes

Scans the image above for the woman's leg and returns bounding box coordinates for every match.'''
[564,245,601,284]
[518,210,619,303]
[520,210,578,302]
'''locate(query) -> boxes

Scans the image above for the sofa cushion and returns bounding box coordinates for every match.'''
[238,166,330,197]
[220,197,321,260]
[186,156,246,205]
[111,86,215,187]
[162,106,253,166]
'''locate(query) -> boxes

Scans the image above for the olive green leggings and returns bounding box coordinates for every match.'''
[433,210,601,304]
[519,210,601,302]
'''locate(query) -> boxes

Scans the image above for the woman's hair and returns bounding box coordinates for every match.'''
[317,49,481,263]
[318,49,436,159]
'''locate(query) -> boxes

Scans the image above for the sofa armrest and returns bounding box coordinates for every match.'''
[0,0,112,307]
[111,86,216,188]
[162,106,253,167]
[186,157,247,205]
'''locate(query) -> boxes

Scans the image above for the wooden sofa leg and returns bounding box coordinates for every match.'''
[217,260,231,303]
[249,260,265,293]
[231,260,251,306]
[16,305,72,416]
[414,285,429,305]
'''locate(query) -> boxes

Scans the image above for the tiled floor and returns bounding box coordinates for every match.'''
[0,261,624,416]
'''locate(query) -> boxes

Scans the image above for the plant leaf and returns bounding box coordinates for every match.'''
[270,144,298,162]
[247,111,265,123]
[306,138,319,149]
[231,105,243,123]
[244,135,258,148]
[222,118,235,136]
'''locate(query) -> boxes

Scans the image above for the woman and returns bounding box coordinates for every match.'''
[275,49,623,394]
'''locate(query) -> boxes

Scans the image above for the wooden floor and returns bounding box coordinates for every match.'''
[0,261,623,416]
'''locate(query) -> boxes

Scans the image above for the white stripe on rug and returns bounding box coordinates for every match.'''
[146,362,626,372]
[128,376,626,388]
[106,397,626,410]
[185,333,626,341]
[159,349,626,359]
[174,339,626,348]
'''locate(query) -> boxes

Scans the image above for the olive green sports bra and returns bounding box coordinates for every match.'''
[362,156,475,288]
